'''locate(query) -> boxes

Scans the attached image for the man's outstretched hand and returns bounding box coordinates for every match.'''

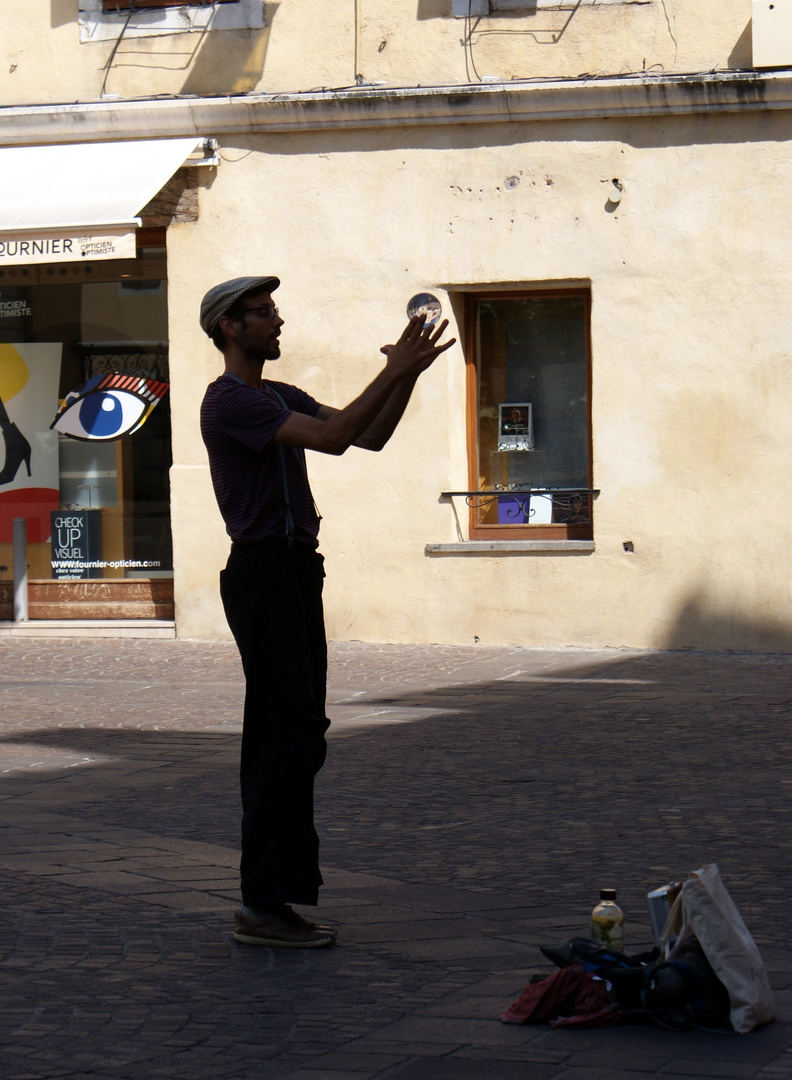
[273,314,455,455]
[380,315,456,377]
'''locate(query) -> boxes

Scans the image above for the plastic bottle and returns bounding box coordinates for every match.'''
[591,888,624,949]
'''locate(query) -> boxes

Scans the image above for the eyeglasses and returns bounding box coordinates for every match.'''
[238,304,279,320]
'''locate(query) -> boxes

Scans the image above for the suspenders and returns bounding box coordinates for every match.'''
[266,383,298,543]
[225,374,319,545]
[264,382,321,544]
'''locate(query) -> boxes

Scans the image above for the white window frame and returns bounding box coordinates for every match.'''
[453,0,648,15]
[79,0,264,43]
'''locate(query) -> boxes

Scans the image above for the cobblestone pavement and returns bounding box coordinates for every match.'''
[1,638,791,1079]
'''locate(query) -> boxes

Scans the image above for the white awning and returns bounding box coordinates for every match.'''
[0,137,204,265]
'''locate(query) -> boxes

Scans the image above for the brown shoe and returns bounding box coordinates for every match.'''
[285,907,337,936]
[234,906,336,948]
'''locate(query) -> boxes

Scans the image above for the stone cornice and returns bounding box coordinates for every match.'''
[1,69,791,147]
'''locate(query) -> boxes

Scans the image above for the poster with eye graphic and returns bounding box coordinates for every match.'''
[0,343,61,544]
[50,373,169,442]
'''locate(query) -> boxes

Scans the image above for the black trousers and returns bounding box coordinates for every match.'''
[220,540,330,908]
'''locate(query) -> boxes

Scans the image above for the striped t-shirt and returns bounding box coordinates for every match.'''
[200,373,322,546]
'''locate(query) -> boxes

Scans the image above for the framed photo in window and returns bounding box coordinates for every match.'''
[551,491,591,525]
[498,402,533,451]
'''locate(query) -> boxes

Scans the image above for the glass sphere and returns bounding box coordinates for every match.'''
[407,292,442,327]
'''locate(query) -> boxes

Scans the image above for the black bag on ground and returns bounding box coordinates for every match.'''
[540,937,660,1011]
[643,942,732,1030]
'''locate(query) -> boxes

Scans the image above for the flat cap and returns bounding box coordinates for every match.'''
[200,275,280,337]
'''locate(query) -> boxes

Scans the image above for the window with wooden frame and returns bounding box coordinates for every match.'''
[465,289,593,540]
[102,1,237,10]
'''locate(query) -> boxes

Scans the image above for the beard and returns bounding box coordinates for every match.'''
[242,334,280,363]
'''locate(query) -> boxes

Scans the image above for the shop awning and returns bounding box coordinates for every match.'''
[0,137,204,265]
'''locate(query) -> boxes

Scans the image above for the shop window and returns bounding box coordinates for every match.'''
[0,243,173,583]
[466,289,593,540]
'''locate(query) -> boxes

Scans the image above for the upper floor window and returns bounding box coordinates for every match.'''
[80,0,263,42]
[101,1,237,9]
[453,0,639,14]
[465,289,593,540]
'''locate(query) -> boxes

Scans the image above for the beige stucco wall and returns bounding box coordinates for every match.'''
[0,2,756,105]
[165,102,792,652]
[2,1,790,651]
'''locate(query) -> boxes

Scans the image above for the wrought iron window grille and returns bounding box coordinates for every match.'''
[441,487,599,524]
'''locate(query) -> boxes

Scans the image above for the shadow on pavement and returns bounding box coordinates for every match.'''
[1,642,790,1079]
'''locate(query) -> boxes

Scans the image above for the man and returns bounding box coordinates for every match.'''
[199,276,454,948]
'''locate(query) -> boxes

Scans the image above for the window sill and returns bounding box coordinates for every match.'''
[425,540,595,555]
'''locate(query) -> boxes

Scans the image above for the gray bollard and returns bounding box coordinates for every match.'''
[12,517,28,622]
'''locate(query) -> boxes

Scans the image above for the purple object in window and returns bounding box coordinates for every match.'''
[497,495,529,524]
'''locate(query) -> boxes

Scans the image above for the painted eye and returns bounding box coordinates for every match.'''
[54,389,147,441]
[51,374,168,442]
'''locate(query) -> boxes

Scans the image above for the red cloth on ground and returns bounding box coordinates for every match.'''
[551,1001,628,1028]
[502,965,629,1028]
[502,965,587,1023]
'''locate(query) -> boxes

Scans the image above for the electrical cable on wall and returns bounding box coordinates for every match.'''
[659,0,679,68]
[355,0,362,84]
[464,0,483,83]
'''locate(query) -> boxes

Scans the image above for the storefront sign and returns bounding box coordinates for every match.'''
[0,228,136,266]
[50,509,103,580]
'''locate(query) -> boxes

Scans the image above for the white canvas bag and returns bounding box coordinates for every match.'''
[661,863,774,1034]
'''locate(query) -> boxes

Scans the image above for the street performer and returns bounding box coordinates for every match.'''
[199,276,454,947]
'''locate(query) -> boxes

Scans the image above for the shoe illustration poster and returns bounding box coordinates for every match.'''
[0,343,61,545]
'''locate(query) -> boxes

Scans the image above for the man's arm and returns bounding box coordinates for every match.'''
[315,374,418,452]
[272,316,454,456]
